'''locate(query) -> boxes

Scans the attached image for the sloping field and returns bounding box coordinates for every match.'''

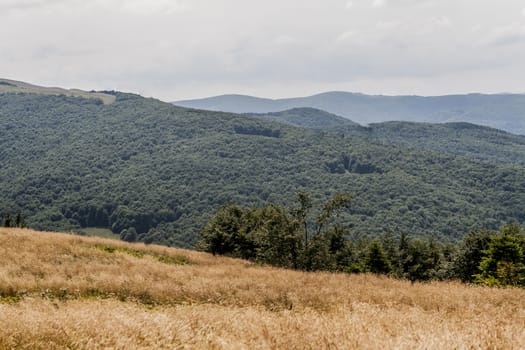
[1,228,524,349]
[0,78,115,105]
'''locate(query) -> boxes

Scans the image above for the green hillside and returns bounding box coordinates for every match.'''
[1,91,525,247]
[250,108,525,166]
[367,121,525,166]
[246,107,361,129]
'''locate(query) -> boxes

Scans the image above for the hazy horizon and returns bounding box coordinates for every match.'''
[174,90,525,102]
[2,0,525,100]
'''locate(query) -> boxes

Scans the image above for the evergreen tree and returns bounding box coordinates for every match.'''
[453,229,493,282]
[15,212,23,228]
[365,240,392,274]
[402,239,437,281]
[380,231,400,275]
[3,213,11,228]
[475,224,525,286]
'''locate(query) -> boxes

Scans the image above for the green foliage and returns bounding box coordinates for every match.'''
[247,108,360,128]
[2,213,11,228]
[234,125,280,138]
[156,254,190,265]
[95,244,190,265]
[0,294,21,304]
[301,227,354,272]
[475,224,525,286]
[96,245,145,258]
[199,193,351,269]
[316,192,351,235]
[364,240,392,274]
[199,204,254,258]
[2,212,24,228]
[199,202,302,268]
[364,121,525,167]
[292,191,313,245]
[199,193,509,283]
[250,205,301,268]
[252,108,525,167]
[120,227,138,242]
[398,238,443,281]
[2,92,525,248]
[452,230,493,282]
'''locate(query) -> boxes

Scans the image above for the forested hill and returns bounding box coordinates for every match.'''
[1,90,525,247]
[246,108,361,129]
[175,91,525,135]
[248,108,525,167]
[367,121,525,166]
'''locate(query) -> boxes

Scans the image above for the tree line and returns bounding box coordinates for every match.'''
[199,193,525,286]
[2,212,25,228]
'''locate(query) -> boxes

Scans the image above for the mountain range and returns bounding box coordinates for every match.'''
[175,92,525,135]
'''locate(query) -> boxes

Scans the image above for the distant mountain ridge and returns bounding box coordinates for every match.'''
[174,91,525,135]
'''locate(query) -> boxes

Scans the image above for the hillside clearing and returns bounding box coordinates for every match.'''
[0,78,115,105]
[1,228,524,349]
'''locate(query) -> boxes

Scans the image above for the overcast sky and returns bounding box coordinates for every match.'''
[1,0,525,100]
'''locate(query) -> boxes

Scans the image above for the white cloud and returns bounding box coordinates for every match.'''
[0,0,42,7]
[1,0,525,100]
[0,0,191,16]
[435,16,452,28]
[336,30,358,43]
[522,8,525,16]
[0,0,67,14]
[483,24,525,47]
[376,20,401,30]
[117,0,190,15]
[274,35,295,45]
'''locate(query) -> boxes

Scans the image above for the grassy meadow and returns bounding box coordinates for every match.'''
[0,78,116,105]
[1,227,524,349]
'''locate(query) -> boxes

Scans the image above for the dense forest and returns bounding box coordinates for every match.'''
[199,193,525,286]
[249,107,525,166]
[1,92,525,247]
[248,108,361,128]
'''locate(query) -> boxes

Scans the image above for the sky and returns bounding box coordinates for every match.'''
[1,0,525,101]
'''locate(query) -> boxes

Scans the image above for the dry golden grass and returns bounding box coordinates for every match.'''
[1,228,525,349]
[0,78,116,105]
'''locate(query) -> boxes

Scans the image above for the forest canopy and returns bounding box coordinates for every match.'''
[1,92,525,247]
[199,193,525,286]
